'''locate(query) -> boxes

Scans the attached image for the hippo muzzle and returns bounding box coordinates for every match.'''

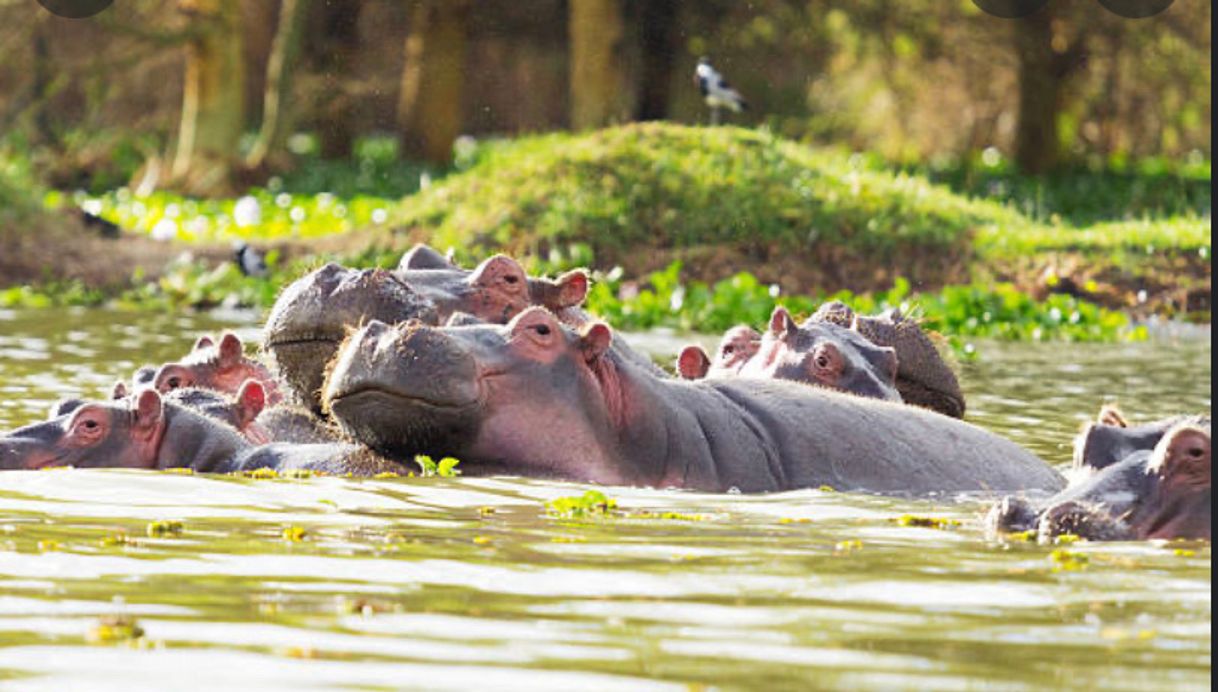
[323,320,482,458]
[0,421,69,470]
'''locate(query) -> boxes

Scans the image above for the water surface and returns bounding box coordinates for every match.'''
[0,309,1210,690]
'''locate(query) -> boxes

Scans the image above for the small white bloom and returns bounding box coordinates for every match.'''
[233,196,262,227]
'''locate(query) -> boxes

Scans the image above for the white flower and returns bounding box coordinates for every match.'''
[151,218,178,241]
[233,196,262,227]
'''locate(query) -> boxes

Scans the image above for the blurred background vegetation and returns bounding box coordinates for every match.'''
[0,0,1210,335]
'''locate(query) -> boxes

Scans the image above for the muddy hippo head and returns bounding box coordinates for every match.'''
[153,332,281,405]
[264,247,588,411]
[737,307,901,402]
[322,307,631,482]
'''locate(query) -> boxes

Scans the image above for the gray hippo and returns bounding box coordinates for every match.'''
[678,307,901,404]
[1073,403,1210,471]
[810,301,965,418]
[0,388,398,475]
[321,307,1064,494]
[263,246,588,411]
[988,416,1210,542]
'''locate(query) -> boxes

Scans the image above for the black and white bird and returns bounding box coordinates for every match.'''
[695,57,748,125]
[233,241,269,278]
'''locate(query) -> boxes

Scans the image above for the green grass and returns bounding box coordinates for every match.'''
[401,123,1025,264]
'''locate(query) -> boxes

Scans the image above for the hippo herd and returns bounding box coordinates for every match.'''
[0,244,1209,543]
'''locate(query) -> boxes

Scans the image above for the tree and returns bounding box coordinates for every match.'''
[245,0,311,171]
[634,0,679,121]
[568,0,627,129]
[1012,6,1087,174]
[397,0,470,164]
[309,0,362,159]
[170,0,245,194]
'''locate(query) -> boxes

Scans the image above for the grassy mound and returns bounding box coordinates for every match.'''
[398,123,1026,287]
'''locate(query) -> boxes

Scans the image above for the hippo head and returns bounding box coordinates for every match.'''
[676,326,762,380]
[264,247,589,411]
[163,381,271,445]
[154,332,279,404]
[322,307,632,483]
[2,390,170,470]
[1139,423,1211,540]
[738,307,901,402]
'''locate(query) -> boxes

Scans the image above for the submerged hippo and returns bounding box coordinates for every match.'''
[153,332,283,405]
[1073,404,1210,471]
[0,389,398,475]
[321,307,1064,494]
[988,418,1211,542]
[676,325,761,381]
[263,246,588,411]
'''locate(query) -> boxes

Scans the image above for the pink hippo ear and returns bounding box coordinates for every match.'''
[111,381,129,399]
[554,270,589,308]
[768,306,797,339]
[194,335,215,351]
[579,323,613,363]
[677,346,711,380]
[234,379,267,429]
[131,389,165,440]
[217,333,244,366]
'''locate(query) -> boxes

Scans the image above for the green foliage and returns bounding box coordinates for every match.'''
[584,262,1142,348]
[413,455,462,478]
[544,491,618,518]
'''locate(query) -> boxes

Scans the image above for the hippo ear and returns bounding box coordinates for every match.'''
[554,270,589,308]
[111,381,129,400]
[399,243,453,271]
[131,389,165,438]
[217,333,244,365]
[1097,404,1128,428]
[235,379,267,429]
[768,306,797,339]
[677,346,711,380]
[194,335,215,351]
[579,323,613,363]
[877,346,899,382]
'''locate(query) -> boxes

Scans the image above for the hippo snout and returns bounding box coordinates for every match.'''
[324,320,480,409]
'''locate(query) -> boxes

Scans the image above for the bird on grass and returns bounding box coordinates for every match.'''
[233,241,269,278]
[695,57,748,125]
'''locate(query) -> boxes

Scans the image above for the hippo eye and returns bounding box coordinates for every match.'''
[722,344,734,354]
[533,324,551,336]
[815,354,830,369]
[83,420,98,430]
[167,377,182,389]
[1187,446,1205,459]
[504,274,519,284]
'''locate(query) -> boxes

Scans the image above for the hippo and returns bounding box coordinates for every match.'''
[675,325,760,380]
[810,301,965,418]
[321,307,1064,494]
[676,309,901,405]
[1073,404,1210,471]
[987,420,1211,542]
[153,332,283,405]
[0,389,396,475]
[263,246,589,411]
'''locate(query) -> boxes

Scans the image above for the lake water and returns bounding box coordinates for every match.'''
[0,308,1210,691]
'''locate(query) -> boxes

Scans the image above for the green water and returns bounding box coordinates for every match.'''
[0,309,1210,690]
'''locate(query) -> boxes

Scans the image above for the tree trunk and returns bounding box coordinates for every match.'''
[171,0,245,194]
[313,0,362,159]
[1012,9,1062,174]
[635,0,678,121]
[397,0,469,164]
[246,0,310,170]
[568,0,626,129]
